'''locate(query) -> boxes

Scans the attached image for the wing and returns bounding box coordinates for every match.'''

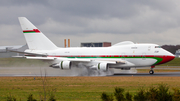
[11,50,133,70]
[24,56,126,64]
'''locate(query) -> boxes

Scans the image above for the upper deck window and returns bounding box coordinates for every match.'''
[155,46,161,48]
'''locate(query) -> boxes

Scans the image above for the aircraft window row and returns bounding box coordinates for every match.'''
[155,46,161,48]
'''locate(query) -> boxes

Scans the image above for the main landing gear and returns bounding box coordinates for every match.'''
[149,66,155,74]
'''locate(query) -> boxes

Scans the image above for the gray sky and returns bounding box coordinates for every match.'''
[0,0,180,47]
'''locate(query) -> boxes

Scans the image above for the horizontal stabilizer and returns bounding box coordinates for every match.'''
[10,50,47,57]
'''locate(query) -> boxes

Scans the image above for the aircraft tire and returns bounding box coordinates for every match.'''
[149,70,154,74]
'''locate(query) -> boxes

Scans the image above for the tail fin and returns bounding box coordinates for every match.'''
[18,17,58,50]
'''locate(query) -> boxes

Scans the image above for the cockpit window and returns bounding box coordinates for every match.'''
[155,46,161,48]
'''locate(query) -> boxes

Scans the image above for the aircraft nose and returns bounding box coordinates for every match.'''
[161,51,175,64]
[166,50,175,60]
[156,50,175,65]
[168,54,175,61]
[168,51,175,60]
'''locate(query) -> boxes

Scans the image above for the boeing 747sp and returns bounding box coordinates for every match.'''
[15,17,175,74]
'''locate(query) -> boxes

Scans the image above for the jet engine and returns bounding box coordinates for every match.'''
[97,63,109,71]
[51,61,72,69]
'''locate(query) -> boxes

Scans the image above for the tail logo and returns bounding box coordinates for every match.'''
[23,29,40,33]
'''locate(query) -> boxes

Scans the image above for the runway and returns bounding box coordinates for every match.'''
[0,72,180,77]
[0,66,180,77]
[113,72,180,77]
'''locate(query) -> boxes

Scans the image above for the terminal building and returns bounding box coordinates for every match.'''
[81,42,111,47]
[175,49,180,57]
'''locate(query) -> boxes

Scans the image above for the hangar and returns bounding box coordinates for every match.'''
[81,42,111,47]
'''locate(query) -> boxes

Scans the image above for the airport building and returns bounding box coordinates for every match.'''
[81,42,111,47]
[175,49,180,57]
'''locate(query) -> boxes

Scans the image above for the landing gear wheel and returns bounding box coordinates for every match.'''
[149,70,154,74]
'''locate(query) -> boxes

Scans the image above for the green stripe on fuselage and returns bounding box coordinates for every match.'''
[67,56,163,65]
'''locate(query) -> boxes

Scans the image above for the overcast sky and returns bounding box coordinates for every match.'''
[0,0,180,47]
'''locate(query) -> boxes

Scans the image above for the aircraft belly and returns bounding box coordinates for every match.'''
[50,57,157,68]
[109,58,157,68]
[128,58,157,66]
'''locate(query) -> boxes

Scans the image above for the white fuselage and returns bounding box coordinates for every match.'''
[25,43,174,68]
[18,17,175,73]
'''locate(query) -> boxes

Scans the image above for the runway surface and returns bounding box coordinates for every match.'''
[0,72,180,77]
[113,72,180,77]
[0,66,180,77]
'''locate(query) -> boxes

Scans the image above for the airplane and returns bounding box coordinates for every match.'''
[15,17,175,75]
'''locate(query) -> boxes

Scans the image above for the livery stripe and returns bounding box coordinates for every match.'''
[23,29,40,33]
[47,55,174,65]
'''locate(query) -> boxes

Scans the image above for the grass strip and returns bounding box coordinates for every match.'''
[0,77,180,100]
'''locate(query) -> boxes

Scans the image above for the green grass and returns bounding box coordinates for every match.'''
[0,77,180,101]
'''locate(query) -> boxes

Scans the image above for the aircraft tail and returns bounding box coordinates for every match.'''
[18,17,58,50]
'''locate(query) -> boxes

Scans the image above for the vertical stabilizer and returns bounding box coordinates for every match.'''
[18,17,58,50]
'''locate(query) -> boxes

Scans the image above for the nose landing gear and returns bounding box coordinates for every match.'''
[149,70,154,74]
[149,66,155,74]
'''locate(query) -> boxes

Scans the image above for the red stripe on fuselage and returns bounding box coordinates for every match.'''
[47,55,175,64]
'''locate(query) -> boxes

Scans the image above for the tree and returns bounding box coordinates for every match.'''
[114,87,125,101]
[134,88,146,101]
[157,83,172,101]
[101,92,114,101]
[27,93,37,101]
[172,88,180,101]
[146,86,158,101]
[125,91,132,101]
[6,93,16,101]
[39,69,56,101]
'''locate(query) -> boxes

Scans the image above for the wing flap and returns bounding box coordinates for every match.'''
[26,57,55,60]
[25,57,92,62]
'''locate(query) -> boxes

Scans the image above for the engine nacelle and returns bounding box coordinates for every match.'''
[97,63,108,71]
[59,61,71,69]
[51,61,71,69]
